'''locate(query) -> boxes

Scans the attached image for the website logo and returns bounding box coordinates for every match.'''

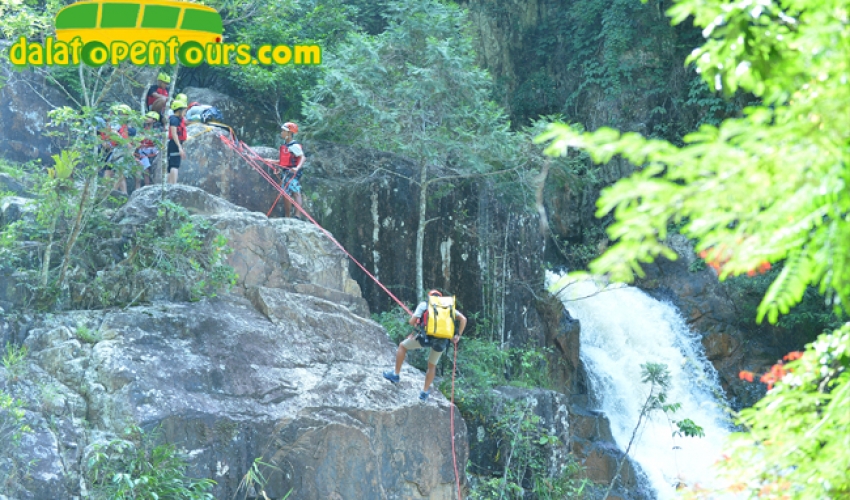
[9,0,321,67]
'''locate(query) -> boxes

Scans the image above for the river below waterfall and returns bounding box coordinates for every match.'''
[547,272,732,499]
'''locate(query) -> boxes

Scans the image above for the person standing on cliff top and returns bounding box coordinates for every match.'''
[167,100,188,185]
[265,122,306,218]
[383,290,467,401]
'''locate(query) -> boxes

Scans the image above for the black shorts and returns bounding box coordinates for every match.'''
[99,147,113,170]
[415,332,449,352]
[167,140,181,172]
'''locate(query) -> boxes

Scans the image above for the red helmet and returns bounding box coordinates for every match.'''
[428,289,442,297]
[282,122,299,134]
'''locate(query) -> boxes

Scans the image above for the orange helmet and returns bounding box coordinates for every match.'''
[282,122,299,134]
[428,289,442,297]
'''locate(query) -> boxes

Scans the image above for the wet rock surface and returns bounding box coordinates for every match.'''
[636,235,790,407]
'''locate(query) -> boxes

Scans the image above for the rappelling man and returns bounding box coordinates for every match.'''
[383,290,467,401]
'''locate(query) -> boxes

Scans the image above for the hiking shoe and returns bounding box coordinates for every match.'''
[383,371,400,384]
[419,390,430,402]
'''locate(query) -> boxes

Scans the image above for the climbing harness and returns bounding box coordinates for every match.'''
[266,173,295,217]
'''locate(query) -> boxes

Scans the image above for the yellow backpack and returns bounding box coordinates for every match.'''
[425,295,456,339]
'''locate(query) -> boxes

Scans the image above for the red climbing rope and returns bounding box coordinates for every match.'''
[265,176,294,217]
[450,341,462,500]
[218,132,413,317]
[219,130,463,498]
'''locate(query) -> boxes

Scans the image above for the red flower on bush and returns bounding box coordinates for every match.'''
[739,350,802,390]
[698,245,771,276]
[746,261,772,277]
[783,351,803,361]
[760,363,788,390]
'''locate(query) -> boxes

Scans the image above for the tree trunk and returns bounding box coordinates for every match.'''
[56,177,92,291]
[39,215,58,287]
[415,163,428,298]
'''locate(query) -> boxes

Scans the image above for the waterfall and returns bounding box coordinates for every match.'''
[547,272,731,499]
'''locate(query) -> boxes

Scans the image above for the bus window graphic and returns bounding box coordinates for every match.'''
[55,0,222,45]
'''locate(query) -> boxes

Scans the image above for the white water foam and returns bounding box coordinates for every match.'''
[547,272,731,498]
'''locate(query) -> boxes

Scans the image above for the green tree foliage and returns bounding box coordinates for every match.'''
[719,326,849,498]
[87,426,215,500]
[195,0,359,123]
[305,0,525,294]
[0,389,33,494]
[127,200,237,302]
[0,0,62,39]
[538,0,849,495]
[304,0,512,158]
[0,111,235,309]
[471,400,588,500]
[469,0,739,134]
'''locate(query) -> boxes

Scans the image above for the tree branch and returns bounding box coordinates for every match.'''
[425,165,525,186]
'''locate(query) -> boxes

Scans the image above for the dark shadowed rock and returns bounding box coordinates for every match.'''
[569,405,652,500]
[0,53,69,163]
[0,173,31,198]
[468,386,571,479]
[539,293,584,394]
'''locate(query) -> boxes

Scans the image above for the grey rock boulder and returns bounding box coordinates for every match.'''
[1,196,36,227]
[176,124,285,216]
[104,185,368,316]
[10,290,466,499]
[0,173,31,198]
[0,52,69,163]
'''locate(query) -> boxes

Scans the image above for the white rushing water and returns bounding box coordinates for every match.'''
[547,272,731,499]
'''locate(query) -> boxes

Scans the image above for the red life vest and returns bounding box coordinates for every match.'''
[169,116,187,142]
[99,131,116,147]
[279,141,301,168]
[147,86,169,107]
[100,125,128,146]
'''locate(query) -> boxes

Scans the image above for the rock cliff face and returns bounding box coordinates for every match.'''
[176,127,550,359]
[0,187,467,499]
[152,125,656,497]
[0,57,69,164]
